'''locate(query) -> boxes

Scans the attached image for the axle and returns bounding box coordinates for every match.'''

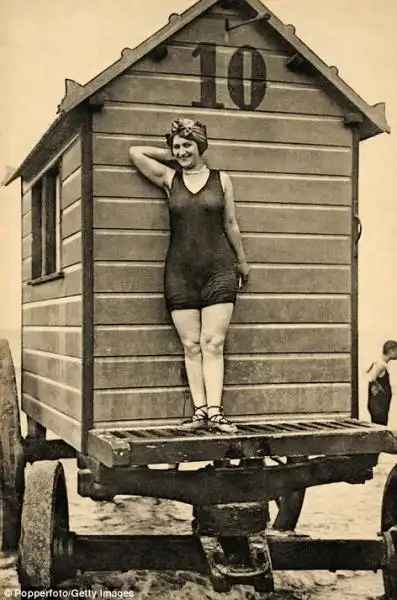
[60,532,386,574]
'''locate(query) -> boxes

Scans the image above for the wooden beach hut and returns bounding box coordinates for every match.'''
[4,0,390,453]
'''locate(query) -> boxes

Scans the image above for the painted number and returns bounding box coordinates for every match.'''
[192,43,267,111]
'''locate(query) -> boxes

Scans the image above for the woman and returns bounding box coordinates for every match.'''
[129,118,249,433]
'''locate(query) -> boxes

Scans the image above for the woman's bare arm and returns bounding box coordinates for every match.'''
[128,146,174,189]
[220,171,250,282]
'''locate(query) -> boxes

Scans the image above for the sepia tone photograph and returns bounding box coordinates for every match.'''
[1,0,397,597]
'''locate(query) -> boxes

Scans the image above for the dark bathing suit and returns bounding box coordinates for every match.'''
[367,367,392,426]
[164,169,238,312]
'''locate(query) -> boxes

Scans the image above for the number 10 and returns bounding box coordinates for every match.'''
[192,43,267,111]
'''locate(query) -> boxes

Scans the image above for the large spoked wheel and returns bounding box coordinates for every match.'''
[18,461,75,589]
[0,338,25,552]
[381,464,397,599]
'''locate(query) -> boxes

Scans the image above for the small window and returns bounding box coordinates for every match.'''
[31,166,61,280]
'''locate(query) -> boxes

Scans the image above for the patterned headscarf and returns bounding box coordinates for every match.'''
[165,118,208,155]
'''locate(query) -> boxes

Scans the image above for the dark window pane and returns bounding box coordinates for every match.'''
[31,180,43,279]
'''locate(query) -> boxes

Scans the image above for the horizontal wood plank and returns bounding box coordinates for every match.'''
[170,14,293,52]
[22,190,32,216]
[23,350,82,390]
[22,393,81,451]
[22,211,31,238]
[94,324,350,357]
[61,138,82,181]
[94,104,352,147]
[94,169,352,206]
[106,74,345,116]
[94,198,351,235]
[22,234,32,260]
[23,372,82,420]
[94,354,351,389]
[94,294,350,325]
[62,169,82,210]
[23,298,82,327]
[93,231,351,265]
[23,328,82,358]
[93,383,351,421]
[94,134,351,176]
[22,258,31,283]
[22,268,82,303]
[94,263,351,294]
[62,200,81,239]
[62,234,82,268]
[130,43,315,86]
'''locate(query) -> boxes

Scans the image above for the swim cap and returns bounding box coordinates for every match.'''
[165,118,208,154]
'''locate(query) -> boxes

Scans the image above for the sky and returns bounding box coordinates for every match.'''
[1,0,396,402]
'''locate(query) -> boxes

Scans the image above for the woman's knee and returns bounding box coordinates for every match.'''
[181,338,201,359]
[200,332,225,356]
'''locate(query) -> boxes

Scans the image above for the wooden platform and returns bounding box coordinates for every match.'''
[86,418,397,468]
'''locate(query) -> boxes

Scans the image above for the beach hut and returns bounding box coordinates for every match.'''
[5,1,397,595]
[4,0,390,451]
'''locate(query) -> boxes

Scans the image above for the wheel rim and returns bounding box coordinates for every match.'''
[18,461,73,589]
[381,464,397,598]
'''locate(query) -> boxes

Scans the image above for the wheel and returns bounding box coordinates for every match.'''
[18,461,75,589]
[0,338,25,551]
[381,464,397,598]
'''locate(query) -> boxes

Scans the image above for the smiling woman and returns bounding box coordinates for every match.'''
[128,118,250,433]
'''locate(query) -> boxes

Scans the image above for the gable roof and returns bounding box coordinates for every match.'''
[4,0,390,186]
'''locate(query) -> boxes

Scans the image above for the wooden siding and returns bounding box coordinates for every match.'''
[94,263,351,294]
[128,43,314,86]
[94,324,350,357]
[91,6,354,425]
[94,135,351,176]
[21,135,83,444]
[94,169,352,206]
[93,106,352,147]
[93,383,351,422]
[95,354,351,389]
[22,394,81,450]
[94,198,351,235]
[94,231,350,265]
[106,74,345,117]
[94,294,350,325]
[22,297,82,327]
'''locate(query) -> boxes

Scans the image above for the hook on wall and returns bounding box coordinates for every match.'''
[225,12,271,32]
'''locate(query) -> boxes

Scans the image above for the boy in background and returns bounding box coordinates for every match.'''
[367,340,397,425]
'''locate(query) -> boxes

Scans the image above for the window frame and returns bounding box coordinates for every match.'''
[29,164,63,285]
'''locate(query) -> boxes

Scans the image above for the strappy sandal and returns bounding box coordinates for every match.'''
[180,405,208,430]
[207,407,238,434]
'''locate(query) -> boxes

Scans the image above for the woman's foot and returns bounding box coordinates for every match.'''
[207,407,237,434]
[180,405,208,430]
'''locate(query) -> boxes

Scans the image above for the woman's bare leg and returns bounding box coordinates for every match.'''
[171,309,206,410]
[200,303,234,417]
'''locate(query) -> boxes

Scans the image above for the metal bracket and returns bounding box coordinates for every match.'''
[225,12,271,32]
[199,535,274,592]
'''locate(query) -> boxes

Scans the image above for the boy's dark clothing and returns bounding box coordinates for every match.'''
[367,369,392,426]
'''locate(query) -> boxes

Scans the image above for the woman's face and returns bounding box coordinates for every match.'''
[171,134,201,169]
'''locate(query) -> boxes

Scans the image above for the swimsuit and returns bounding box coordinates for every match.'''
[367,367,392,426]
[164,169,238,312]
